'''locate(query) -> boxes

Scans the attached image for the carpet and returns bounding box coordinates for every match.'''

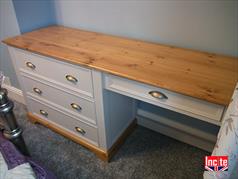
[13,101,209,179]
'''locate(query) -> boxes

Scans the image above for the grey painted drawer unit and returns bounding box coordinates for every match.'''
[27,95,99,146]
[9,47,135,160]
[8,46,228,158]
[21,73,97,125]
[15,49,94,98]
[5,26,237,159]
[104,74,225,125]
[12,48,99,145]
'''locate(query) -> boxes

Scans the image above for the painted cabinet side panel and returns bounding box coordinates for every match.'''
[92,70,109,149]
[105,90,135,148]
[7,47,29,104]
[92,71,136,149]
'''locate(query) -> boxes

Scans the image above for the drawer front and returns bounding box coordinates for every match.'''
[27,96,99,146]
[105,74,225,123]
[14,48,93,97]
[21,73,97,125]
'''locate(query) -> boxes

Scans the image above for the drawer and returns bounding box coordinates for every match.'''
[104,74,225,124]
[14,48,93,98]
[21,73,97,125]
[27,96,99,146]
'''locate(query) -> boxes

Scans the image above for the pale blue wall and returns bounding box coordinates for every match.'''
[0,0,21,88]
[55,0,238,57]
[12,0,56,33]
[0,0,56,88]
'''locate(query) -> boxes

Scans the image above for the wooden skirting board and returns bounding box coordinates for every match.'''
[2,83,25,105]
[27,112,137,162]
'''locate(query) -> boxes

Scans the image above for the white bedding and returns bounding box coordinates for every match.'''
[0,153,36,179]
[204,84,238,179]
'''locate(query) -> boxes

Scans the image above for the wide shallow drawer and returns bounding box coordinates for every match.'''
[27,96,99,146]
[14,48,93,98]
[104,74,225,124]
[21,72,97,125]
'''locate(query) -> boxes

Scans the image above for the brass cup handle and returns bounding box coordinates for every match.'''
[71,103,82,111]
[33,87,42,95]
[75,127,85,135]
[65,75,78,83]
[26,62,36,69]
[149,91,168,100]
[40,110,48,117]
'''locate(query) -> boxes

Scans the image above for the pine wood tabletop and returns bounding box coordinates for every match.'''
[3,26,238,105]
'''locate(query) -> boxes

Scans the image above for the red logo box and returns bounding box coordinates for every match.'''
[205,156,228,171]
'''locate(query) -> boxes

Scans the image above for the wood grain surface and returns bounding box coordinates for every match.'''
[3,26,238,105]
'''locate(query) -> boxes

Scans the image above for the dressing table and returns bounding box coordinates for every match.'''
[3,26,238,161]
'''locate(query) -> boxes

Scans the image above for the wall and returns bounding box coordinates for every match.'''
[13,0,56,33]
[0,0,57,88]
[0,0,21,88]
[55,0,238,57]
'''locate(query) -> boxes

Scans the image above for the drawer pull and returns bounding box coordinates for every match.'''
[40,110,48,117]
[71,103,82,111]
[149,91,168,100]
[26,62,36,69]
[75,127,85,135]
[33,87,42,95]
[66,75,78,83]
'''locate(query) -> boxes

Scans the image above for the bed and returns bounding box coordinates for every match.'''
[204,84,238,179]
[0,132,56,179]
